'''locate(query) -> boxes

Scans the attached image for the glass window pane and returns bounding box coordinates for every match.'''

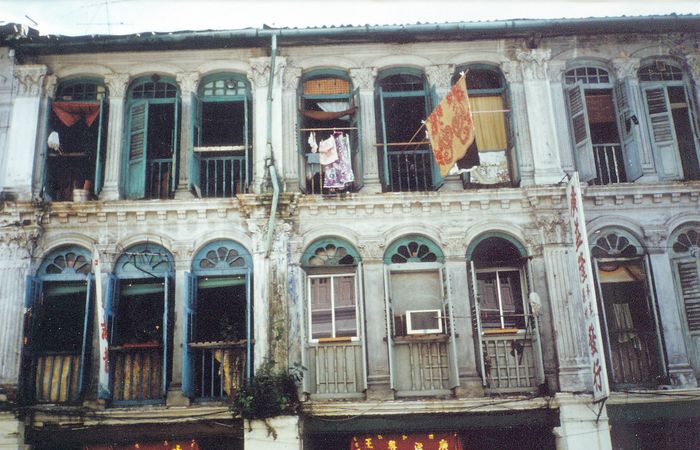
[334,276,357,337]
[310,277,332,339]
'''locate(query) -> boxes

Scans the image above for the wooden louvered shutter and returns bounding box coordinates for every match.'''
[565,82,596,182]
[642,86,681,179]
[678,260,700,332]
[126,101,148,199]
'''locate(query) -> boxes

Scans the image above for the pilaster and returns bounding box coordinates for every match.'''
[166,244,193,406]
[553,393,612,450]
[349,67,381,194]
[4,64,47,200]
[516,49,565,185]
[244,416,301,450]
[282,66,302,190]
[100,73,129,200]
[174,72,199,199]
[502,60,535,185]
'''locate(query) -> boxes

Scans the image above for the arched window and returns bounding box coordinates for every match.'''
[590,230,664,388]
[46,79,108,201]
[639,59,700,181]
[106,244,174,403]
[376,70,439,192]
[670,225,700,334]
[183,240,253,399]
[23,246,93,404]
[299,71,360,194]
[124,77,180,199]
[300,238,365,398]
[564,64,643,184]
[466,234,543,391]
[383,236,457,395]
[190,74,252,197]
[453,66,515,187]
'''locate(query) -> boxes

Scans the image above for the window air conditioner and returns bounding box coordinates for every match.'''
[405,309,443,335]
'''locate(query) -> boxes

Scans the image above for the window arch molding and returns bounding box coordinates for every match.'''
[670,223,700,257]
[638,56,687,83]
[384,235,444,264]
[198,72,250,98]
[375,67,425,85]
[563,61,615,87]
[127,75,179,99]
[37,245,92,281]
[589,228,644,259]
[55,77,109,100]
[191,239,252,276]
[301,237,360,268]
[114,243,174,279]
[465,231,527,261]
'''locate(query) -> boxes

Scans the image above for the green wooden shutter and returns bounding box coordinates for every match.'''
[378,86,390,189]
[126,101,148,199]
[565,82,596,182]
[683,80,700,178]
[170,97,180,195]
[245,268,252,380]
[352,86,364,190]
[613,80,643,181]
[383,265,396,390]
[356,262,368,391]
[189,93,202,197]
[429,84,443,190]
[20,276,42,403]
[182,272,196,397]
[244,94,251,191]
[162,275,173,397]
[468,261,487,387]
[93,97,106,195]
[642,86,681,179]
[441,266,460,389]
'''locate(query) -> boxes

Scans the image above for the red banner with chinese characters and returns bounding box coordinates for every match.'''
[351,433,462,450]
[84,440,199,450]
[426,75,475,177]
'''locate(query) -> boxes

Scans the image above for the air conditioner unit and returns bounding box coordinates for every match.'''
[405,309,443,335]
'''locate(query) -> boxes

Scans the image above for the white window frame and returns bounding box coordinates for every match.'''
[307,272,359,342]
[475,265,528,330]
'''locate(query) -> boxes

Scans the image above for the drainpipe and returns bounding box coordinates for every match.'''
[264,34,279,258]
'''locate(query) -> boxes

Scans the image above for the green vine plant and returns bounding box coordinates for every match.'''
[231,359,305,439]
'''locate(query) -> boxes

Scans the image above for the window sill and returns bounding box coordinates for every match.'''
[392,334,448,344]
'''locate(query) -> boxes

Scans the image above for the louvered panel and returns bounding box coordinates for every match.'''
[129,104,146,160]
[679,261,700,332]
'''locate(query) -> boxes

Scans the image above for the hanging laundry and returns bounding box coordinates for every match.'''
[323,131,355,189]
[318,135,339,165]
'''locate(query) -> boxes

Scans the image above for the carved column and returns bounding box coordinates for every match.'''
[644,228,697,387]
[0,48,14,196]
[174,72,199,199]
[4,65,47,200]
[502,60,535,185]
[538,213,591,391]
[100,73,129,200]
[349,67,381,193]
[282,67,302,190]
[547,60,575,173]
[166,244,193,406]
[516,50,565,185]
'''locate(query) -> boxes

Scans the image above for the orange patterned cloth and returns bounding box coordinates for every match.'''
[425,76,475,177]
[351,433,462,450]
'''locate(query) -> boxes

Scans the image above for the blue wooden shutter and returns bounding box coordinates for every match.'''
[243,93,251,191]
[99,273,117,399]
[429,84,444,190]
[378,86,390,189]
[677,260,700,333]
[20,276,42,403]
[189,93,202,197]
[182,272,196,397]
[126,101,148,199]
[683,80,700,173]
[613,80,643,181]
[245,268,253,381]
[93,97,106,195]
[162,275,173,397]
[468,261,487,387]
[441,266,460,389]
[383,266,395,390]
[642,86,681,179]
[565,82,596,182]
[77,276,93,396]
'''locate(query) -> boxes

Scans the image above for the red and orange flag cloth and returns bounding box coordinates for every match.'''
[425,76,475,177]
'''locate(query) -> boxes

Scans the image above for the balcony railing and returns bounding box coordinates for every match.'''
[382,143,434,192]
[608,330,661,387]
[200,155,248,197]
[593,143,626,185]
[393,335,450,396]
[306,341,364,398]
[482,332,538,393]
[189,341,246,399]
[110,345,163,403]
[34,352,81,403]
[147,158,173,199]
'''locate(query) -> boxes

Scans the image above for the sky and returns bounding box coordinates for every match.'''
[0,0,698,36]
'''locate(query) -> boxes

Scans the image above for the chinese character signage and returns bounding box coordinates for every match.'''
[351,433,462,450]
[566,172,610,402]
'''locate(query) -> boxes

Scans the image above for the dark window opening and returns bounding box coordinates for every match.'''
[147,104,175,158]
[668,86,700,180]
[381,74,425,92]
[194,278,247,342]
[201,102,245,147]
[471,237,522,268]
[464,68,503,90]
[35,281,87,352]
[116,279,165,345]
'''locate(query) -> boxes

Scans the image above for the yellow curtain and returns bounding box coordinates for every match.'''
[469,95,507,152]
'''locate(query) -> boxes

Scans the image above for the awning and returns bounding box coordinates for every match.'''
[52,101,101,127]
